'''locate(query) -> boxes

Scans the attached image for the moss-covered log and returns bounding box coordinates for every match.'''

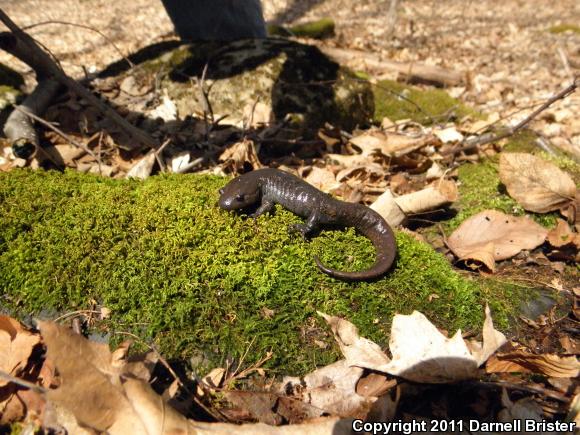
[0,170,520,374]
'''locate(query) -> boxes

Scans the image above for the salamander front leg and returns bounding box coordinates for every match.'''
[249,199,275,218]
[289,210,320,240]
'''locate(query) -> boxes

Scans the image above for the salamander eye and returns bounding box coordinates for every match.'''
[219,188,224,195]
[236,193,245,202]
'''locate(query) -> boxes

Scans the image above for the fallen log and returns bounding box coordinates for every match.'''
[320,46,466,87]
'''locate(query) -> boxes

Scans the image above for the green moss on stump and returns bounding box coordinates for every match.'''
[373,79,478,124]
[268,18,336,39]
[1,170,516,374]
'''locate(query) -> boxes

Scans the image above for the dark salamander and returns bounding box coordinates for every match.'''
[218,168,396,281]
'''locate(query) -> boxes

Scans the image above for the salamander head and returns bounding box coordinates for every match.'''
[218,175,261,210]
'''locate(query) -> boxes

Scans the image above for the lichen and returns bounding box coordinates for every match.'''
[0,169,524,375]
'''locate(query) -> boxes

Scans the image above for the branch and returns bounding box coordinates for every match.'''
[0,9,157,151]
[3,78,61,153]
[445,77,579,156]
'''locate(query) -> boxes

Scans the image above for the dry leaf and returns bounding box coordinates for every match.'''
[126,151,156,180]
[193,417,353,435]
[148,93,177,122]
[335,163,386,183]
[0,316,42,425]
[325,153,373,168]
[225,391,281,425]
[301,166,339,192]
[39,321,149,434]
[381,311,478,383]
[469,304,508,366]
[547,219,579,248]
[170,151,191,173]
[355,373,396,398]
[394,179,458,215]
[425,162,445,180]
[486,349,580,378]
[219,138,262,173]
[498,389,544,429]
[318,312,390,369]
[447,210,548,271]
[499,153,576,213]
[434,127,463,143]
[370,188,406,227]
[281,360,374,419]
[321,307,505,384]
[0,316,40,386]
[349,130,434,157]
[242,101,272,127]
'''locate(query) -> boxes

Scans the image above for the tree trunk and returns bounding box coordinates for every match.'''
[160,0,267,41]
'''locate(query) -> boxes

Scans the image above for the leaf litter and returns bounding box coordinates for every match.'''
[1,0,579,430]
[3,301,579,433]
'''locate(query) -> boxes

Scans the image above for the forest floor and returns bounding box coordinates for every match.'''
[0,0,579,433]
[1,0,579,155]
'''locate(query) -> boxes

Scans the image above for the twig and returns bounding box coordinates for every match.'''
[22,20,134,70]
[173,156,205,174]
[154,138,171,172]
[14,106,96,158]
[0,370,47,394]
[445,77,579,156]
[54,309,101,322]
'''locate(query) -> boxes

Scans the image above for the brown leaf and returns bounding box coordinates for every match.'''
[0,316,48,426]
[281,360,374,419]
[486,349,580,377]
[225,391,281,425]
[318,312,390,369]
[355,372,396,398]
[350,130,434,157]
[38,321,149,433]
[300,166,339,192]
[447,210,548,271]
[0,316,40,386]
[547,219,579,248]
[499,153,576,213]
[219,138,262,174]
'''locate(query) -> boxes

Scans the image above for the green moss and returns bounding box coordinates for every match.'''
[373,79,479,124]
[268,18,336,39]
[548,24,580,34]
[290,18,336,39]
[1,170,522,374]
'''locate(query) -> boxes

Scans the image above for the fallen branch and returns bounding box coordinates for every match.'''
[445,77,579,156]
[320,46,466,87]
[14,106,96,158]
[3,79,61,154]
[0,10,157,151]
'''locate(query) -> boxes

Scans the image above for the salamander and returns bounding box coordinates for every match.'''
[218,168,397,281]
